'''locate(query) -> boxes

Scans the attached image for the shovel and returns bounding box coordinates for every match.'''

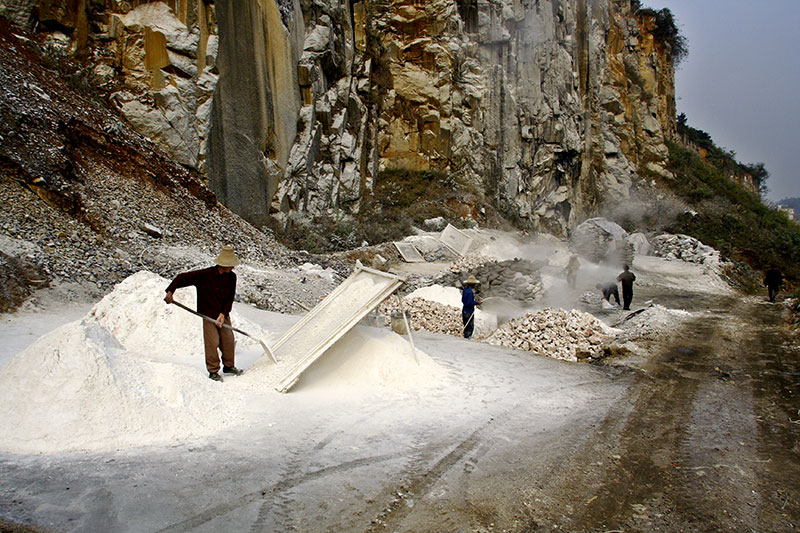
[170,300,278,364]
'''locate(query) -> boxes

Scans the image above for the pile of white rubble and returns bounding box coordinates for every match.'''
[447,254,494,274]
[650,233,722,266]
[379,297,463,336]
[379,297,496,339]
[613,304,693,342]
[485,307,618,362]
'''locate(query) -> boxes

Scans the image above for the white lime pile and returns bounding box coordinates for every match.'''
[0,271,446,452]
[614,304,693,342]
[0,270,257,453]
[485,307,618,362]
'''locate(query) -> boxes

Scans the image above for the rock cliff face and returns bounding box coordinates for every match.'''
[1,0,677,236]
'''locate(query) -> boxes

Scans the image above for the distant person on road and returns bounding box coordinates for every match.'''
[763,267,783,303]
[164,245,243,382]
[596,281,620,306]
[461,275,481,339]
[564,255,580,289]
[616,264,636,310]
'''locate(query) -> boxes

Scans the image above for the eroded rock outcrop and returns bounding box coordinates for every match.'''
[2,0,678,234]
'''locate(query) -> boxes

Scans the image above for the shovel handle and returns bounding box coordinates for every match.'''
[170,300,247,335]
[169,300,278,364]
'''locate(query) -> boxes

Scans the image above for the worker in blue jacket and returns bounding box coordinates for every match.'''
[461,275,481,339]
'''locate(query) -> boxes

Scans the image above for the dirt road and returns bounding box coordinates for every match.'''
[513,293,800,532]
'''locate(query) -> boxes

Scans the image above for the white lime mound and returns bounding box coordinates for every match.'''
[0,271,445,453]
[293,325,447,390]
[0,318,245,453]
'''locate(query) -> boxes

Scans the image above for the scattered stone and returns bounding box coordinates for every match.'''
[141,223,163,238]
[485,307,618,362]
[650,233,721,266]
[378,295,495,339]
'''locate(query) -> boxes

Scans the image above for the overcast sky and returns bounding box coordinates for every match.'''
[654,0,800,203]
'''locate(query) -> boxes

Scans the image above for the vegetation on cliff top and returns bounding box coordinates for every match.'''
[633,2,688,65]
[657,123,800,287]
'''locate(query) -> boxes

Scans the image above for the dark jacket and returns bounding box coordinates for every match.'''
[166,266,236,318]
[462,287,479,314]
[617,270,636,290]
[600,282,619,300]
[764,269,783,289]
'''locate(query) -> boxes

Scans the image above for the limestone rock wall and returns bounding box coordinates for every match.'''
[2,0,678,234]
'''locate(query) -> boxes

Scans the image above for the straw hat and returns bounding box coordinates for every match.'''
[214,245,240,267]
[463,275,480,285]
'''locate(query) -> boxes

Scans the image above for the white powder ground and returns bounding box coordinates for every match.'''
[0,271,445,453]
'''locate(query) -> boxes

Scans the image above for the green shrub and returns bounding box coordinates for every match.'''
[662,141,800,282]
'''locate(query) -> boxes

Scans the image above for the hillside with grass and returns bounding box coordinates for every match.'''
[655,115,800,289]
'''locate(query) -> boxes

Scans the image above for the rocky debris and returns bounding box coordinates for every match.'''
[485,308,616,362]
[613,304,693,343]
[379,297,463,337]
[447,254,494,274]
[233,263,341,315]
[571,218,634,266]
[0,250,47,312]
[0,21,347,313]
[434,255,544,303]
[377,295,494,339]
[650,233,721,266]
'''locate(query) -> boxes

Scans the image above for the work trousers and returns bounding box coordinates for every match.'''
[605,289,620,305]
[768,286,780,302]
[462,310,475,339]
[202,318,235,373]
[622,288,633,310]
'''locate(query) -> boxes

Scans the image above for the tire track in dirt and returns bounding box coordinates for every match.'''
[517,296,737,530]
[516,295,799,532]
[363,413,510,532]
[155,450,403,533]
[745,300,800,529]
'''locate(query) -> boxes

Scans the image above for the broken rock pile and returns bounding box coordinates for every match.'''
[649,234,721,266]
[379,297,462,336]
[485,308,616,362]
[435,255,544,303]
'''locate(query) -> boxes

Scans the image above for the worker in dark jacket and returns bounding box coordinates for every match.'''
[763,267,783,303]
[461,275,481,339]
[164,245,242,382]
[616,264,636,310]
[596,281,620,306]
